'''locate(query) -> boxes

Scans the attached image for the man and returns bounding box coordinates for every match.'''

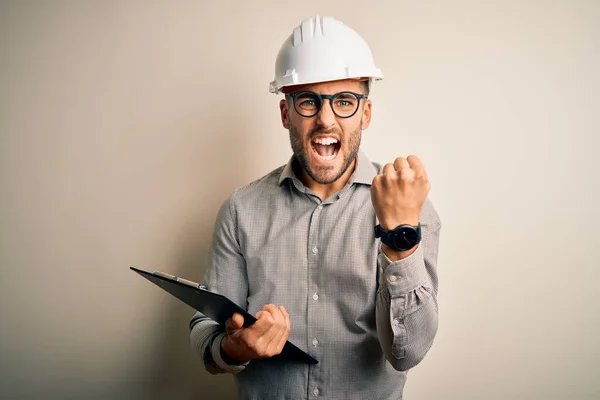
[190,16,441,400]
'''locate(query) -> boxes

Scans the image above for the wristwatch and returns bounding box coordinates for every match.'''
[374,223,421,251]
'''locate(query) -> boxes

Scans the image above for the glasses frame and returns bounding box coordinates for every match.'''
[286,90,368,119]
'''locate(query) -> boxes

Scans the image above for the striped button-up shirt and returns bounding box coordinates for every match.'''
[190,150,441,400]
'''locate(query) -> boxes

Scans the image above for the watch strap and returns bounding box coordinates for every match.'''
[374,223,421,251]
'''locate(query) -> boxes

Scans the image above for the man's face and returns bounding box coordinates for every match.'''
[279,79,372,185]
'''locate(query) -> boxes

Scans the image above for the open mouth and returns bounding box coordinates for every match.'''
[311,137,341,161]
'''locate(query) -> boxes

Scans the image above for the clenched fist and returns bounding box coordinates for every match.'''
[370,155,430,230]
[221,304,291,363]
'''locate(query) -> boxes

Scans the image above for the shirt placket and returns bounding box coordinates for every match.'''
[307,201,324,398]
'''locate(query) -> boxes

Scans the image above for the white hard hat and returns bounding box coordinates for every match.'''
[269,16,383,94]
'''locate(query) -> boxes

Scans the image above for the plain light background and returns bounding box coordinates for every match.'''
[1,0,598,399]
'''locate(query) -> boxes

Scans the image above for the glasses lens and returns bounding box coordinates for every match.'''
[294,92,321,116]
[332,92,359,117]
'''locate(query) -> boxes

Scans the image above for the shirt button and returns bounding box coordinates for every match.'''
[312,293,319,301]
[389,274,398,282]
[312,338,319,347]
[312,247,318,255]
[317,205,323,210]
[312,388,320,396]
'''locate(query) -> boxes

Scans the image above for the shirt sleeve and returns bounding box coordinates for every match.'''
[189,193,251,374]
[375,198,441,371]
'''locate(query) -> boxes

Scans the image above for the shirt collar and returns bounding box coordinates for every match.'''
[278,149,378,187]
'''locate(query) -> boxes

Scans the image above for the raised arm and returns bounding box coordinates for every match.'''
[370,155,441,371]
[375,199,441,370]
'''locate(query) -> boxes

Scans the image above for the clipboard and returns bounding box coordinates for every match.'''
[130,266,318,365]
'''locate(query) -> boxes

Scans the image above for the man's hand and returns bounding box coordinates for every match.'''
[371,155,430,259]
[220,304,291,364]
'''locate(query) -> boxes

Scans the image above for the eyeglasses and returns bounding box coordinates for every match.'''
[286,90,367,118]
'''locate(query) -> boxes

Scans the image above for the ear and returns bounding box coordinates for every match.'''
[280,98,290,129]
[361,99,372,130]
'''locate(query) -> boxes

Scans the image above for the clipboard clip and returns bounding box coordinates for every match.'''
[152,270,207,290]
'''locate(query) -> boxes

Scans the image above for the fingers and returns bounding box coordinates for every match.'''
[384,156,416,175]
[256,304,290,357]
[264,306,290,356]
[276,306,291,350]
[381,159,413,183]
[224,304,291,361]
[254,304,285,331]
[393,157,410,171]
[406,155,421,169]
[382,162,395,175]
[407,155,428,179]
[263,304,286,324]
[255,310,271,320]
[232,312,244,328]
[243,304,288,355]
[252,310,277,338]
[225,312,244,335]
[371,154,430,232]
[280,306,290,329]
[388,156,427,182]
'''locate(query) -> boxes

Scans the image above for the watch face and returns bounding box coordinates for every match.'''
[393,227,419,249]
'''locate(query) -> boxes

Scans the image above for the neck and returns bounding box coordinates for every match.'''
[297,158,357,201]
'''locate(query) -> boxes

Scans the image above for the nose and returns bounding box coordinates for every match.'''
[315,98,337,127]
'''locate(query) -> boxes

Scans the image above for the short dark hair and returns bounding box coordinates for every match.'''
[361,80,370,95]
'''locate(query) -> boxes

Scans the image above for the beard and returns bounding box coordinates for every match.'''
[288,121,362,185]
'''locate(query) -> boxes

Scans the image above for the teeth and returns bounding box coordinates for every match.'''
[313,137,338,145]
[316,153,336,161]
